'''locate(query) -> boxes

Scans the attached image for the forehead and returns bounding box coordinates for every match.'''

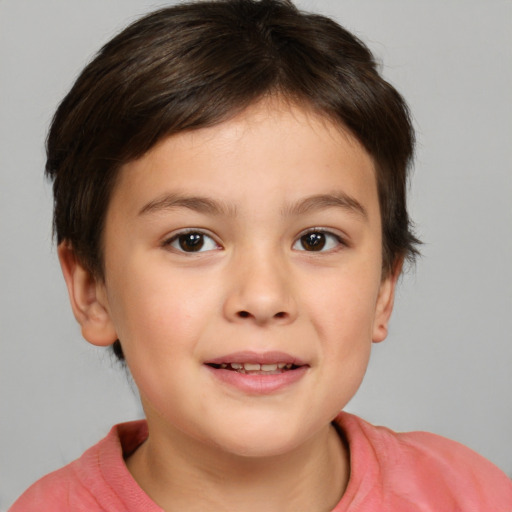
[109,100,379,222]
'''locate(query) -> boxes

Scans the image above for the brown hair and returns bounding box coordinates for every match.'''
[46,0,420,359]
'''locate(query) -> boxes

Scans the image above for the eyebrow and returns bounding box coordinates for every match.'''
[282,192,368,219]
[139,191,367,219]
[139,193,237,217]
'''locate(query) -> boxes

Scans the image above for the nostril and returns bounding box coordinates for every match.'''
[235,310,289,320]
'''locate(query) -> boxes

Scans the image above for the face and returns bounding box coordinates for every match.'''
[66,101,397,458]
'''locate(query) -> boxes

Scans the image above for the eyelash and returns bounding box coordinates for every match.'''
[162,228,346,254]
[292,228,346,253]
[162,229,220,253]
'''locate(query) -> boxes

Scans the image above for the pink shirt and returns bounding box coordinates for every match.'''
[10,412,512,511]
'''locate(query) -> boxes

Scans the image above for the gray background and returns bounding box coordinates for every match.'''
[1,0,511,508]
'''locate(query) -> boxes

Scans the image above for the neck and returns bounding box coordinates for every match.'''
[127,419,349,512]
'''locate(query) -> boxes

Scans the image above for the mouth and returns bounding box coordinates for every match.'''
[204,352,309,392]
[206,362,302,375]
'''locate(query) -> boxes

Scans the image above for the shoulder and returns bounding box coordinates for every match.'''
[8,460,97,512]
[335,412,512,511]
[9,421,151,512]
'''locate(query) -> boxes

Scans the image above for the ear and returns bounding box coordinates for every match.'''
[58,242,118,346]
[372,259,403,343]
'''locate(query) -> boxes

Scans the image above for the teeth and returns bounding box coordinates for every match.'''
[218,362,295,372]
[243,363,261,371]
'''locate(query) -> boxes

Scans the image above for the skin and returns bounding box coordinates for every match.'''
[59,100,399,511]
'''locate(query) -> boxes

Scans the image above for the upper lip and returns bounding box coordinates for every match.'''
[204,351,307,366]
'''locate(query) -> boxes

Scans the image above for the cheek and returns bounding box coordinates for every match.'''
[304,268,381,346]
[107,269,212,403]
[106,260,218,357]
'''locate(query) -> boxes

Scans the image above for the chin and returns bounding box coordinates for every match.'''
[219,437,300,459]
[205,418,311,459]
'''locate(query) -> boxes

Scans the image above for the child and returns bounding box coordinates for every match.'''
[10,0,512,510]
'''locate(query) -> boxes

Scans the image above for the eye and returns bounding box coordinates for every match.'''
[293,230,343,252]
[165,231,219,253]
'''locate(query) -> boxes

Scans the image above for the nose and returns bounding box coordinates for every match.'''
[223,248,298,326]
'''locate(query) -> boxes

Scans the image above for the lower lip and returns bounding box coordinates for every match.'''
[204,365,308,394]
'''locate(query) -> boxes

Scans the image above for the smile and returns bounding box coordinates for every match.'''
[204,351,308,394]
[206,362,298,374]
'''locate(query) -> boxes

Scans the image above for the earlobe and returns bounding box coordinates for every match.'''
[372,260,402,343]
[58,242,118,347]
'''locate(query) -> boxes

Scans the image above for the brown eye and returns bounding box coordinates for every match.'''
[178,233,204,252]
[301,232,326,251]
[166,231,218,253]
[293,230,343,252]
